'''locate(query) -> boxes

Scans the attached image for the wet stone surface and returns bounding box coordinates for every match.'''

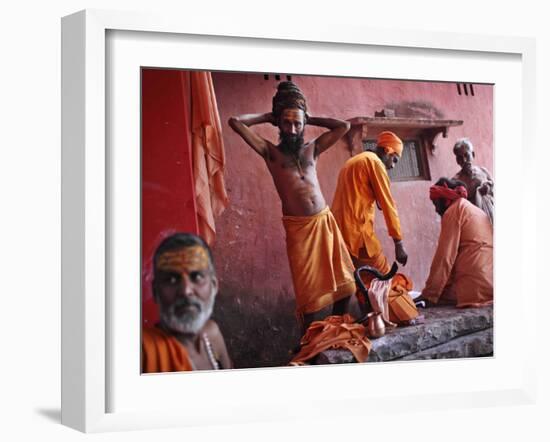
[314,305,493,364]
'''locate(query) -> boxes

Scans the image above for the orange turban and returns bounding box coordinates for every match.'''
[377,131,403,157]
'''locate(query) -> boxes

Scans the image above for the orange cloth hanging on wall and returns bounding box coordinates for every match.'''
[190,71,229,246]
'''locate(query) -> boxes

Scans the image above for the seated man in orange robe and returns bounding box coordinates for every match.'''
[142,233,232,373]
[418,178,493,308]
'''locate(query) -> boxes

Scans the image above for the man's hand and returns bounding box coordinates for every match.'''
[394,240,408,266]
[228,113,273,157]
[307,116,350,156]
[479,182,490,196]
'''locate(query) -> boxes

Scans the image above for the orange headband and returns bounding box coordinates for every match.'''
[429,184,468,208]
[377,131,403,157]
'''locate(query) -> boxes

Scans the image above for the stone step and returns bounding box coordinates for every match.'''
[398,327,493,360]
[313,305,493,365]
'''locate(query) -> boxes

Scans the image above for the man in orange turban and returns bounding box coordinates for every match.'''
[377,130,404,157]
[418,177,493,307]
[332,132,418,323]
[332,131,408,316]
[142,233,233,373]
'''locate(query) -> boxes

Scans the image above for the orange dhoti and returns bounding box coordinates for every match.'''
[282,207,356,316]
[142,326,194,373]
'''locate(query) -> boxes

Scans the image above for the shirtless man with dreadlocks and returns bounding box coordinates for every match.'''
[229,81,355,329]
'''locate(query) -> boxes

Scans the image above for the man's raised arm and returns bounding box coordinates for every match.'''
[228,112,275,158]
[307,116,351,157]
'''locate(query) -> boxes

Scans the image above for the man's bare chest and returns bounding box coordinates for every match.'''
[267,146,315,175]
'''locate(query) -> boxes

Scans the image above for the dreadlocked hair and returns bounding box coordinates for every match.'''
[272,81,307,120]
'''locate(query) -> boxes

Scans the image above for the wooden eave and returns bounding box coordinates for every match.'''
[348,116,463,129]
[346,116,464,154]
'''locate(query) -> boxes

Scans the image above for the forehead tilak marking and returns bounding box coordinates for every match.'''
[156,246,209,271]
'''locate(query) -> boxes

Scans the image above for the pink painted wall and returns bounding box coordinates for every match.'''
[210,72,493,367]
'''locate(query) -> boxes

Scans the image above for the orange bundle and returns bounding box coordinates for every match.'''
[388,273,419,324]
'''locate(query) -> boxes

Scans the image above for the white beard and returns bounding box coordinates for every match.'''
[160,289,216,335]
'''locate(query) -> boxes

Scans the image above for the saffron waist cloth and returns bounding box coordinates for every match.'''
[282,207,356,315]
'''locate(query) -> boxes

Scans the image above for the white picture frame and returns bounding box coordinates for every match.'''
[61,9,537,433]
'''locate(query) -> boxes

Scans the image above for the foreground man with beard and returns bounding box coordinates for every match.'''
[142,233,232,372]
[228,81,355,329]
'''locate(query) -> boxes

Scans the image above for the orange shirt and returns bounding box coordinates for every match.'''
[332,151,402,259]
[142,327,194,373]
[422,198,493,307]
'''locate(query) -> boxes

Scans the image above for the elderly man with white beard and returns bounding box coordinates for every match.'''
[142,233,232,372]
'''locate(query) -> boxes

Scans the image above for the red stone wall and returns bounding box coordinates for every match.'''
[209,72,493,368]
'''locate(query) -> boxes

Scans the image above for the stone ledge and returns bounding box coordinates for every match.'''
[313,305,493,364]
[398,327,493,360]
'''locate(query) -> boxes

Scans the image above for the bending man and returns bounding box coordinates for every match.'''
[332,131,408,284]
[142,232,232,372]
[228,81,355,328]
[419,178,493,308]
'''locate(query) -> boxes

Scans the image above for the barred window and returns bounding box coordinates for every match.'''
[363,138,430,182]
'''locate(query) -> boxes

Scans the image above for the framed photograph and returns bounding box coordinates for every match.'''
[62,9,537,433]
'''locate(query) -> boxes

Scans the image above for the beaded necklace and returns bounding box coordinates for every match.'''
[202,333,220,370]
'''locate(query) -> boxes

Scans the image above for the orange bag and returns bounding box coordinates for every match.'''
[388,273,418,324]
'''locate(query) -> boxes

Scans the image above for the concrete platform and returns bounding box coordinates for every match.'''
[313,305,493,365]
